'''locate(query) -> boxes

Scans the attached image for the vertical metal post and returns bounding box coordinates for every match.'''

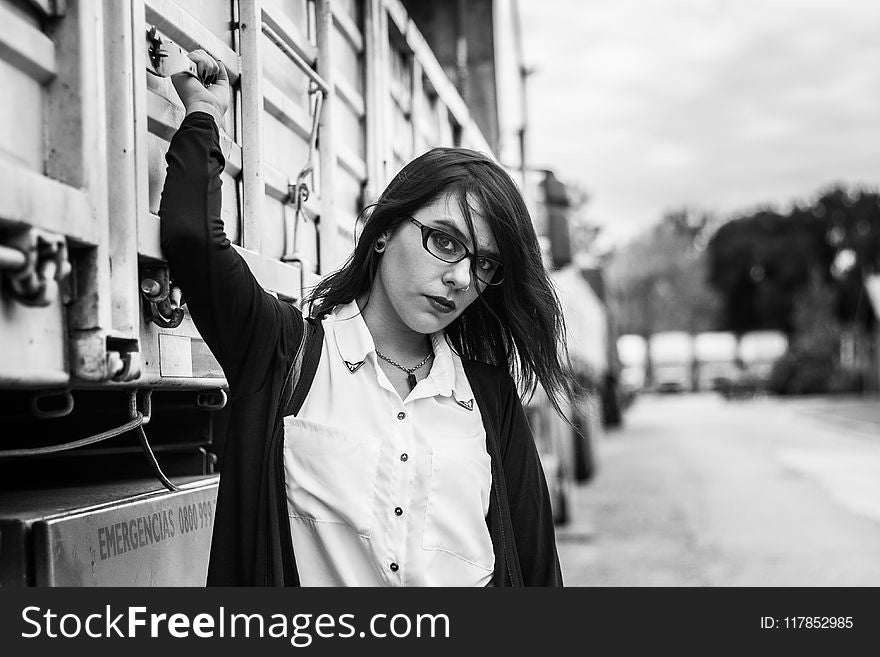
[363,0,383,203]
[45,0,114,380]
[131,0,152,268]
[103,0,141,340]
[315,0,337,270]
[378,1,392,187]
[239,0,265,254]
[410,51,421,157]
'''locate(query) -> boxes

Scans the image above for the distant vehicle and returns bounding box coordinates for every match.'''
[694,331,740,392]
[524,265,610,525]
[525,386,577,525]
[648,331,694,392]
[738,330,789,386]
[617,334,648,402]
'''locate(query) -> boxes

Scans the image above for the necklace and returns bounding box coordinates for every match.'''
[375,347,433,390]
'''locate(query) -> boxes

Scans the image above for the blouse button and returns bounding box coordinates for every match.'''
[390,562,399,572]
[397,411,406,420]
[400,453,408,462]
[394,506,403,516]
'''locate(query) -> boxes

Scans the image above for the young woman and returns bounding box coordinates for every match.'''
[161,52,573,586]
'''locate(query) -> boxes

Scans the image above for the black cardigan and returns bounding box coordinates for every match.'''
[159,112,562,586]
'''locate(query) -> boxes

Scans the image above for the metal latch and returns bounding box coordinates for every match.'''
[140,265,185,328]
[282,81,325,305]
[0,227,71,307]
[146,25,200,80]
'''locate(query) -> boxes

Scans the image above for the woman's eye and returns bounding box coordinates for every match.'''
[432,233,457,253]
[477,257,497,271]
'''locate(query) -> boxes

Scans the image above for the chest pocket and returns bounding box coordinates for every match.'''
[283,416,381,538]
[422,435,495,571]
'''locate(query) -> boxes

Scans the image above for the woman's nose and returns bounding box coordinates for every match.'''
[443,258,473,290]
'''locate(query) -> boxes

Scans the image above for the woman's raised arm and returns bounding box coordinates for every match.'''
[159,52,302,396]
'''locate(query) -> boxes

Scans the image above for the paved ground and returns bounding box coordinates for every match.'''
[782,394,880,437]
[556,392,880,586]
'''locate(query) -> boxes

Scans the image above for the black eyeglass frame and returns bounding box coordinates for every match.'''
[405,216,504,286]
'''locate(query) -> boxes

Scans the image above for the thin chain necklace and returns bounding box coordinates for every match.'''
[375,347,433,390]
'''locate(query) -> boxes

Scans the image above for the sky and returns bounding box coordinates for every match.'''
[518,0,880,248]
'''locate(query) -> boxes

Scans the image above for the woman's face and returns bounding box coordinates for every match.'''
[371,193,500,335]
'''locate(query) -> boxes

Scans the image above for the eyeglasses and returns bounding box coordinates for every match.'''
[406,216,504,286]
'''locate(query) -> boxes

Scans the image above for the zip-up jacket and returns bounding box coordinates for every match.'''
[159,112,563,586]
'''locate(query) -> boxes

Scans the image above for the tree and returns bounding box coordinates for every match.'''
[705,208,829,333]
[705,184,879,336]
[812,185,880,331]
[607,208,722,336]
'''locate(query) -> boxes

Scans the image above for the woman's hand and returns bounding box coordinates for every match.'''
[171,49,230,127]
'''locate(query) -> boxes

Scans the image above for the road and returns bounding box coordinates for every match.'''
[557,392,880,586]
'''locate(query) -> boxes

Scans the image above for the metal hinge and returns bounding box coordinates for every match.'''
[0,227,71,307]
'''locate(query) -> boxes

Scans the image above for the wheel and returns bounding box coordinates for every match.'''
[572,411,596,483]
[553,477,570,526]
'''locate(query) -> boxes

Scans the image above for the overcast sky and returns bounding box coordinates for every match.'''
[518,0,880,247]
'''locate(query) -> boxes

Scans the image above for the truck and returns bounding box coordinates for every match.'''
[525,264,610,525]
[693,331,740,392]
[519,171,624,524]
[0,0,530,586]
[738,330,789,388]
[648,331,694,393]
[616,333,647,402]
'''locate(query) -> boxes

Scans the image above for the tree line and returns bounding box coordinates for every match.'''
[605,184,880,393]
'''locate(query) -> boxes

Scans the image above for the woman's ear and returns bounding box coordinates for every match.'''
[374,229,394,251]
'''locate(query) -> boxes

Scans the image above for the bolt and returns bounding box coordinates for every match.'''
[141,278,161,297]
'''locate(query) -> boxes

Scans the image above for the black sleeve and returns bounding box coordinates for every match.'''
[498,376,564,586]
[159,112,302,396]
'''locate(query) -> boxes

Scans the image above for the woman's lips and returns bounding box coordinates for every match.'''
[426,295,456,313]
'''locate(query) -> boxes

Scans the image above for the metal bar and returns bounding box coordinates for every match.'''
[315,0,337,272]
[144,0,241,81]
[363,0,383,201]
[239,0,265,254]
[261,22,329,95]
[104,0,142,339]
[260,0,317,65]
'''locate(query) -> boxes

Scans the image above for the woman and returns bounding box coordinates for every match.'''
[161,52,573,586]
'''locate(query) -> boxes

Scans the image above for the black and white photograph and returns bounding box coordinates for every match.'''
[0,0,878,650]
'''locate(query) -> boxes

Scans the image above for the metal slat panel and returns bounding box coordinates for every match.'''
[0,160,97,244]
[332,3,364,52]
[0,2,57,83]
[0,58,44,171]
[263,77,313,141]
[0,300,68,386]
[334,74,366,117]
[234,246,308,300]
[337,146,367,183]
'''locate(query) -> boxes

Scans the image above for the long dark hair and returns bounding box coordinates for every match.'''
[305,147,575,416]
